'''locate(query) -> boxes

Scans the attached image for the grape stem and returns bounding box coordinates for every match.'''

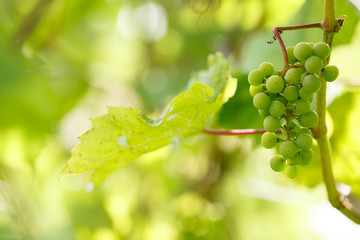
[204,128,281,135]
[271,23,322,77]
[313,0,360,224]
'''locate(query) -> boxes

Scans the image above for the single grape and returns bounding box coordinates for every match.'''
[298,128,312,135]
[268,92,278,99]
[269,100,286,117]
[249,85,265,97]
[263,115,281,132]
[300,148,313,166]
[290,130,298,139]
[299,87,313,101]
[266,75,284,93]
[294,42,312,61]
[273,70,281,76]
[300,110,319,128]
[285,165,298,178]
[289,118,298,129]
[305,56,323,74]
[292,126,302,132]
[253,92,271,110]
[322,64,339,82]
[273,96,286,104]
[289,154,301,165]
[248,69,264,86]
[285,68,302,84]
[261,132,278,149]
[270,155,286,172]
[283,85,299,101]
[259,62,275,77]
[296,133,313,150]
[291,126,311,135]
[279,141,297,159]
[258,109,270,118]
[302,74,321,93]
[312,42,330,59]
[299,67,306,74]
[278,130,288,140]
[286,46,297,64]
[295,99,311,114]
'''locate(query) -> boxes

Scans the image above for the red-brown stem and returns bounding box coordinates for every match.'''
[204,128,281,135]
[272,22,323,76]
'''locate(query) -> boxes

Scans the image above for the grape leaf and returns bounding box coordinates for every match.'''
[59,53,237,187]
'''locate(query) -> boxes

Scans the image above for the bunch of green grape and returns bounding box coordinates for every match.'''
[248,41,339,178]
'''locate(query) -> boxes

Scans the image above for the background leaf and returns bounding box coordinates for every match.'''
[59,53,237,186]
[1,0,360,239]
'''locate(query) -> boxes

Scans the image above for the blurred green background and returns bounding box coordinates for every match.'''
[1,0,360,239]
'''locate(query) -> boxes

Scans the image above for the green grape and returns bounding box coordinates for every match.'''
[305,56,323,74]
[312,42,330,59]
[298,128,312,135]
[249,85,264,97]
[261,132,278,149]
[253,92,271,110]
[302,74,321,93]
[279,141,297,159]
[277,129,287,140]
[295,99,311,114]
[299,67,306,74]
[296,133,313,150]
[290,130,298,139]
[258,109,270,118]
[270,155,286,172]
[273,96,286,104]
[299,88,313,100]
[263,115,281,132]
[286,46,297,64]
[289,154,301,165]
[322,64,339,82]
[268,92,278,99]
[285,68,302,84]
[266,75,284,93]
[273,70,281,76]
[269,100,285,117]
[248,69,264,86]
[294,42,312,61]
[292,127,312,136]
[292,126,301,132]
[300,148,313,166]
[283,85,299,101]
[259,62,275,77]
[300,110,319,128]
[285,165,298,178]
[288,118,298,129]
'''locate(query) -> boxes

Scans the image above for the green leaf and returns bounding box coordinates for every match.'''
[218,72,262,130]
[59,53,237,187]
[328,91,360,198]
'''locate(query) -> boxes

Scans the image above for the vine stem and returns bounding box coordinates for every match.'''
[314,0,360,224]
